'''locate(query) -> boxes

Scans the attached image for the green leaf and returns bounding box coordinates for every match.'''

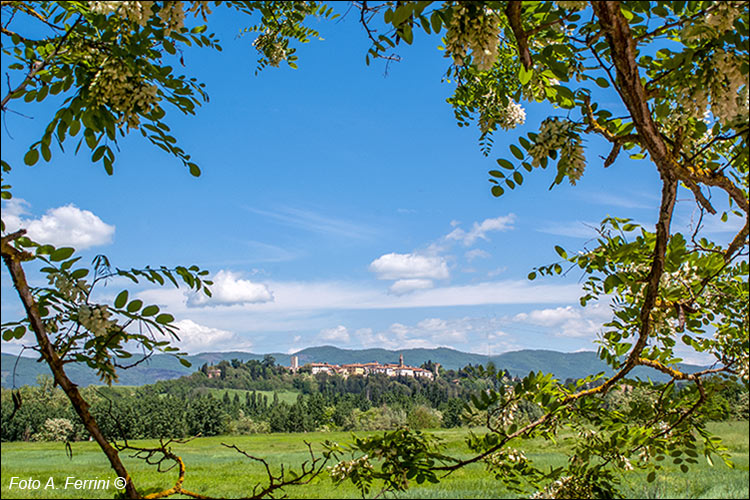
[510,144,524,160]
[595,77,610,88]
[496,158,514,170]
[114,290,128,309]
[156,313,174,325]
[527,272,537,280]
[519,65,533,85]
[92,145,107,162]
[491,185,505,197]
[41,143,52,162]
[126,299,143,313]
[24,149,39,166]
[647,471,656,483]
[513,171,523,185]
[179,357,192,367]
[50,247,75,261]
[71,268,89,279]
[554,245,568,259]
[13,326,26,339]
[604,274,621,293]
[141,305,159,316]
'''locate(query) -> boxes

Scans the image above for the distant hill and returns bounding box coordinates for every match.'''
[1,346,705,388]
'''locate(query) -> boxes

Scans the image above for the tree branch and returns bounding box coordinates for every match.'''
[1,234,140,498]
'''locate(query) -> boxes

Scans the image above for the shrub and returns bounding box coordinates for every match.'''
[32,418,74,442]
[407,405,443,429]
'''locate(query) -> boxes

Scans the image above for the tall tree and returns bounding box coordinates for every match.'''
[326,2,749,497]
[1,1,337,498]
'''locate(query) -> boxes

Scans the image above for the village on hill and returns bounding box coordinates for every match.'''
[292,353,436,380]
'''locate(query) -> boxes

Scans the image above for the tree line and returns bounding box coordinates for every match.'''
[3,364,746,443]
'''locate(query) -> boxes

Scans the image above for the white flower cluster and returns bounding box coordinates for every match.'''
[479,101,526,134]
[252,31,288,67]
[157,2,186,35]
[32,418,74,442]
[707,50,748,126]
[485,448,527,470]
[530,475,594,499]
[669,49,748,130]
[328,455,373,483]
[90,1,186,35]
[528,118,586,184]
[445,4,500,71]
[90,1,156,26]
[77,304,115,337]
[682,2,742,40]
[87,59,160,129]
[49,273,89,303]
[478,92,527,133]
[555,1,588,11]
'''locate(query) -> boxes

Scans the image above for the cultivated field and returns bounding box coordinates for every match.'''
[1,422,747,499]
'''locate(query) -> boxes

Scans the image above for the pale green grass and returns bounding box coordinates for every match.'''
[1,423,747,499]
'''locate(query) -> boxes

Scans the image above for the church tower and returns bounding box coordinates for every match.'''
[399,353,404,367]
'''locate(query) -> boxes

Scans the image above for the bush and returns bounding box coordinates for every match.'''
[407,405,443,429]
[228,412,271,434]
[32,418,74,442]
[346,406,407,431]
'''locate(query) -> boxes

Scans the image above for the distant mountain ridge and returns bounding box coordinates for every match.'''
[1,346,705,388]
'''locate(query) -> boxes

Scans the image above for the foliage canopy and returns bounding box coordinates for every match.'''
[1,1,748,499]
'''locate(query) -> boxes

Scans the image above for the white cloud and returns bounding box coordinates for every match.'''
[140,279,582,319]
[446,214,515,246]
[369,252,450,280]
[187,270,273,307]
[3,199,114,249]
[390,278,434,295]
[172,319,252,353]
[318,325,351,343]
[513,303,612,338]
[465,249,490,261]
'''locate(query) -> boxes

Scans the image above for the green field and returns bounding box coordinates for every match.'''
[1,422,747,499]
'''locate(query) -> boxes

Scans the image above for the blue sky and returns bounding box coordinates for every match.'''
[1,5,739,362]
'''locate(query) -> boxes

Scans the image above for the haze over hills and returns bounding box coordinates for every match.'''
[1,346,705,388]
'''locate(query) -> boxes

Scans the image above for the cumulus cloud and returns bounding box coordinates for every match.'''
[172,319,252,353]
[187,270,273,307]
[513,303,612,338]
[318,325,351,343]
[389,278,435,295]
[446,214,515,246]
[369,252,449,280]
[2,199,114,249]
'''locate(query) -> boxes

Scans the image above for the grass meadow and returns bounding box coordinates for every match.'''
[1,421,747,499]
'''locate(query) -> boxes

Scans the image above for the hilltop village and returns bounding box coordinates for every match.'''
[203,353,437,381]
[296,353,436,380]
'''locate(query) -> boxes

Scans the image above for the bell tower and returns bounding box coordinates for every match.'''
[399,353,404,367]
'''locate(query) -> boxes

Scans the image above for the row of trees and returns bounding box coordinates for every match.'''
[3,371,747,443]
